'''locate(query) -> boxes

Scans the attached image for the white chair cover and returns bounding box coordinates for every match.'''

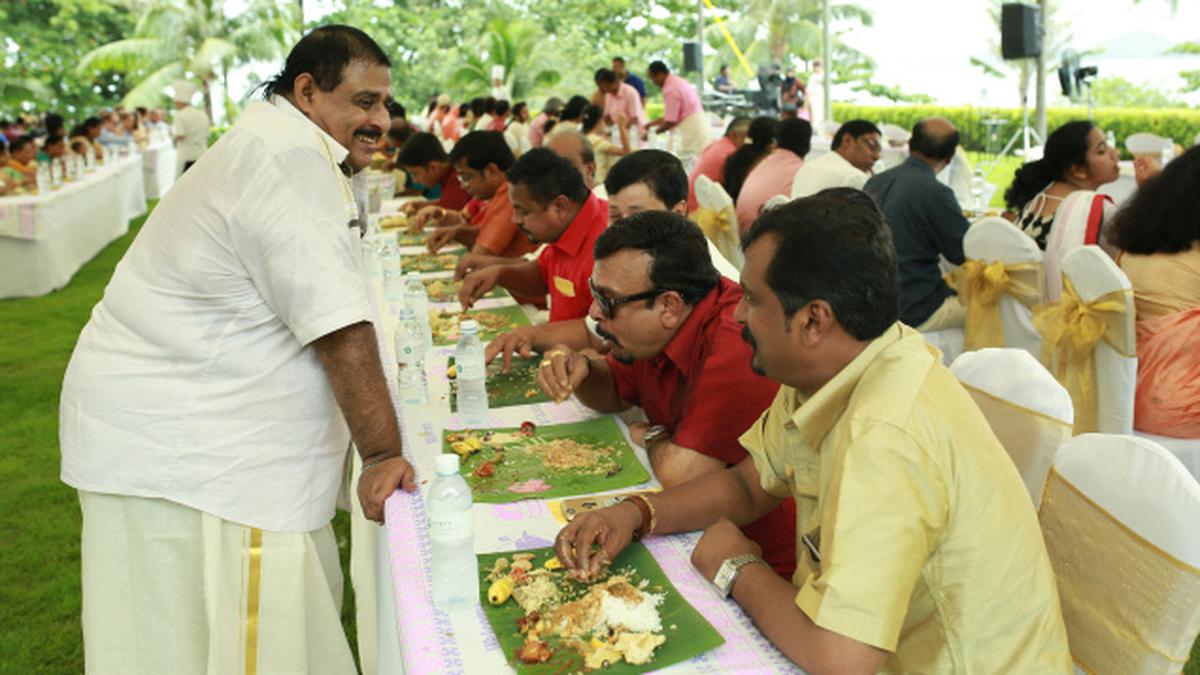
[1136,432,1200,484]
[951,348,1073,505]
[962,217,1045,357]
[692,174,744,273]
[880,122,910,147]
[937,149,973,206]
[1125,131,1167,157]
[920,328,964,366]
[822,119,841,137]
[1060,246,1137,435]
[1044,434,1200,674]
[1044,190,1117,300]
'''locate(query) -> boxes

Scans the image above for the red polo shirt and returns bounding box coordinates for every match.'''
[605,277,796,577]
[437,166,471,211]
[536,193,609,322]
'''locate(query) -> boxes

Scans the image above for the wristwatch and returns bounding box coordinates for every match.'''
[642,424,669,447]
[712,553,766,598]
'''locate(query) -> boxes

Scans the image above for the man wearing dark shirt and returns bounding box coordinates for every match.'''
[864,118,969,330]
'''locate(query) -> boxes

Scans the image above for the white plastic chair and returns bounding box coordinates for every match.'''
[1125,131,1167,157]
[1041,433,1200,674]
[960,217,1045,357]
[1044,190,1116,300]
[951,348,1073,505]
[692,174,744,273]
[822,119,841,137]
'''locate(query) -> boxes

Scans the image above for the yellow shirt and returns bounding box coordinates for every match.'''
[739,323,1072,673]
[1119,242,1200,319]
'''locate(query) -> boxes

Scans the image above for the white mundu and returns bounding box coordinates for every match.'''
[61,96,369,674]
[173,104,211,164]
[790,149,868,198]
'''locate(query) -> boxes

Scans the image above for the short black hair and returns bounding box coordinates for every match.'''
[44,113,64,135]
[469,97,487,118]
[386,100,406,119]
[595,69,619,85]
[604,150,687,208]
[449,131,515,172]
[506,147,590,204]
[262,25,390,99]
[648,61,669,75]
[512,101,527,118]
[44,134,65,147]
[612,56,627,65]
[594,210,720,306]
[560,95,589,122]
[386,123,413,146]
[777,118,812,157]
[1110,144,1200,255]
[9,135,34,153]
[494,100,511,117]
[742,188,899,340]
[909,119,959,161]
[831,119,881,151]
[396,132,448,167]
[582,105,605,134]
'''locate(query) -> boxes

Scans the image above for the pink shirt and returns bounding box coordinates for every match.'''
[528,112,550,148]
[687,136,738,212]
[735,148,805,233]
[662,74,702,123]
[604,82,647,131]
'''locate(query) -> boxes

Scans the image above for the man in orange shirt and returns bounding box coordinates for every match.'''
[425,131,537,274]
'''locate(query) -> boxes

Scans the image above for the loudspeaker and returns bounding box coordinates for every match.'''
[682,41,702,72]
[1001,3,1041,60]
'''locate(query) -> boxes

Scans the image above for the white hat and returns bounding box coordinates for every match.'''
[172,79,197,104]
[491,65,505,81]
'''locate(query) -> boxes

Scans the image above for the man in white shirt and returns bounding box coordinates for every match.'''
[60,26,413,675]
[790,119,881,198]
[171,79,212,174]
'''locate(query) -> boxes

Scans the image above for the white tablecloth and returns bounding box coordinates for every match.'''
[0,154,146,298]
[142,142,177,200]
[357,207,802,674]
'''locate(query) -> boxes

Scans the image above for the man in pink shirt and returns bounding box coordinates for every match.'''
[527,96,564,148]
[736,118,811,232]
[595,68,646,140]
[646,60,710,156]
[687,116,750,211]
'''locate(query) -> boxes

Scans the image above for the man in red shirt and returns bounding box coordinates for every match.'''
[458,148,608,322]
[534,211,796,577]
[687,116,749,212]
[395,132,471,219]
[423,131,536,266]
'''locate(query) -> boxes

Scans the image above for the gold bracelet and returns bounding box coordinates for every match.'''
[624,493,657,540]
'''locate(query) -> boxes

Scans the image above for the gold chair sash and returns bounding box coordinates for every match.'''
[1039,468,1200,674]
[691,205,734,238]
[947,259,1043,350]
[1032,277,1134,434]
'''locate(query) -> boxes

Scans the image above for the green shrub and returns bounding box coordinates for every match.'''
[831,103,1200,158]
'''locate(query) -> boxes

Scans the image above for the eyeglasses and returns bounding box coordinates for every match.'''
[589,278,667,318]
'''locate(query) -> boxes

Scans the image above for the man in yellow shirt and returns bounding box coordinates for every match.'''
[556,188,1072,673]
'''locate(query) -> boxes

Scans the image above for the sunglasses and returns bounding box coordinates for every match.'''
[589,278,666,318]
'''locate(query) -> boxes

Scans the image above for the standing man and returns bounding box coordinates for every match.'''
[595,68,646,142]
[865,118,971,331]
[170,79,211,174]
[789,119,881,198]
[612,56,646,101]
[556,190,1072,673]
[646,60,710,158]
[60,26,416,674]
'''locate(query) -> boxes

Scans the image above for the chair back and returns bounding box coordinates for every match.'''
[955,217,1045,356]
[692,174,743,272]
[951,348,1073,505]
[1040,433,1200,674]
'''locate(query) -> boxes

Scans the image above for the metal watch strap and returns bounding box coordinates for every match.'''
[715,553,765,598]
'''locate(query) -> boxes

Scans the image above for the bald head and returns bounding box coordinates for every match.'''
[909,117,959,165]
[547,130,596,188]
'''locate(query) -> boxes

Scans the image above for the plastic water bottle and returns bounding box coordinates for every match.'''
[395,307,428,405]
[970,168,986,216]
[454,320,489,427]
[1106,129,1117,153]
[1162,138,1175,167]
[383,269,406,306]
[35,161,51,194]
[427,453,479,611]
[50,160,63,189]
[404,272,432,350]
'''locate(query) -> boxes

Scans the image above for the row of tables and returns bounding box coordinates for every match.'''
[358,200,802,674]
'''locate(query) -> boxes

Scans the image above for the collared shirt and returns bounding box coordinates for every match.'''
[623,72,647,100]
[865,157,970,326]
[437,166,471,210]
[603,82,647,132]
[740,324,1071,672]
[661,74,703,123]
[687,136,739,212]
[736,148,805,233]
[1119,242,1200,318]
[606,278,796,576]
[60,97,370,533]
[472,178,535,258]
[535,193,609,321]
[790,149,868,198]
[172,104,211,162]
[528,112,551,148]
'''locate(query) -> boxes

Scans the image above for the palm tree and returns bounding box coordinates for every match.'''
[707,0,873,69]
[450,18,561,101]
[76,0,297,119]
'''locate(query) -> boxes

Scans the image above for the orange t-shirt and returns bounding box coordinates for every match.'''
[472,179,535,259]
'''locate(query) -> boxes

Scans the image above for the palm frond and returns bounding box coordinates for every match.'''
[121,61,186,108]
[189,37,238,77]
[77,37,169,75]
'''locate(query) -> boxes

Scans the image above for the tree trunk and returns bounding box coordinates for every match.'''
[201,77,214,124]
[1035,0,1048,139]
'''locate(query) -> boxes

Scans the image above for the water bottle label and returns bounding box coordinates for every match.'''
[429,510,473,541]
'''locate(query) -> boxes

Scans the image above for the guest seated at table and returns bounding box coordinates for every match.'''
[44,113,65,139]
[581,105,630,188]
[721,116,777,203]
[790,119,881,198]
[504,101,531,155]
[1004,120,1120,250]
[488,99,511,132]
[527,96,563,149]
[5,135,37,184]
[537,211,796,576]
[736,117,811,233]
[122,111,148,149]
[0,140,15,195]
[396,132,471,217]
[865,117,971,331]
[1111,145,1200,439]
[546,129,598,193]
[98,112,133,150]
[38,134,67,163]
[423,131,533,263]
[457,147,609,321]
[543,95,589,143]
[555,190,1072,673]
[687,116,749,212]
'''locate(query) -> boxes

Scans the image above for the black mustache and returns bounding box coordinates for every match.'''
[741,325,757,348]
[595,323,621,347]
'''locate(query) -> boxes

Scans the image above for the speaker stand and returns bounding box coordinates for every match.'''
[994,90,1043,166]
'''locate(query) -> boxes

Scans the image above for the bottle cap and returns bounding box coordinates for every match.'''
[406,271,420,281]
[398,307,415,319]
[435,453,460,475]
[460,320,478,334]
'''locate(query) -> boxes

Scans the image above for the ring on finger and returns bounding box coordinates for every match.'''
[539,359,552,367]
[546,349,567,358]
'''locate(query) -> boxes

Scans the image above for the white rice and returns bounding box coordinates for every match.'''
[599,589,664,633]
